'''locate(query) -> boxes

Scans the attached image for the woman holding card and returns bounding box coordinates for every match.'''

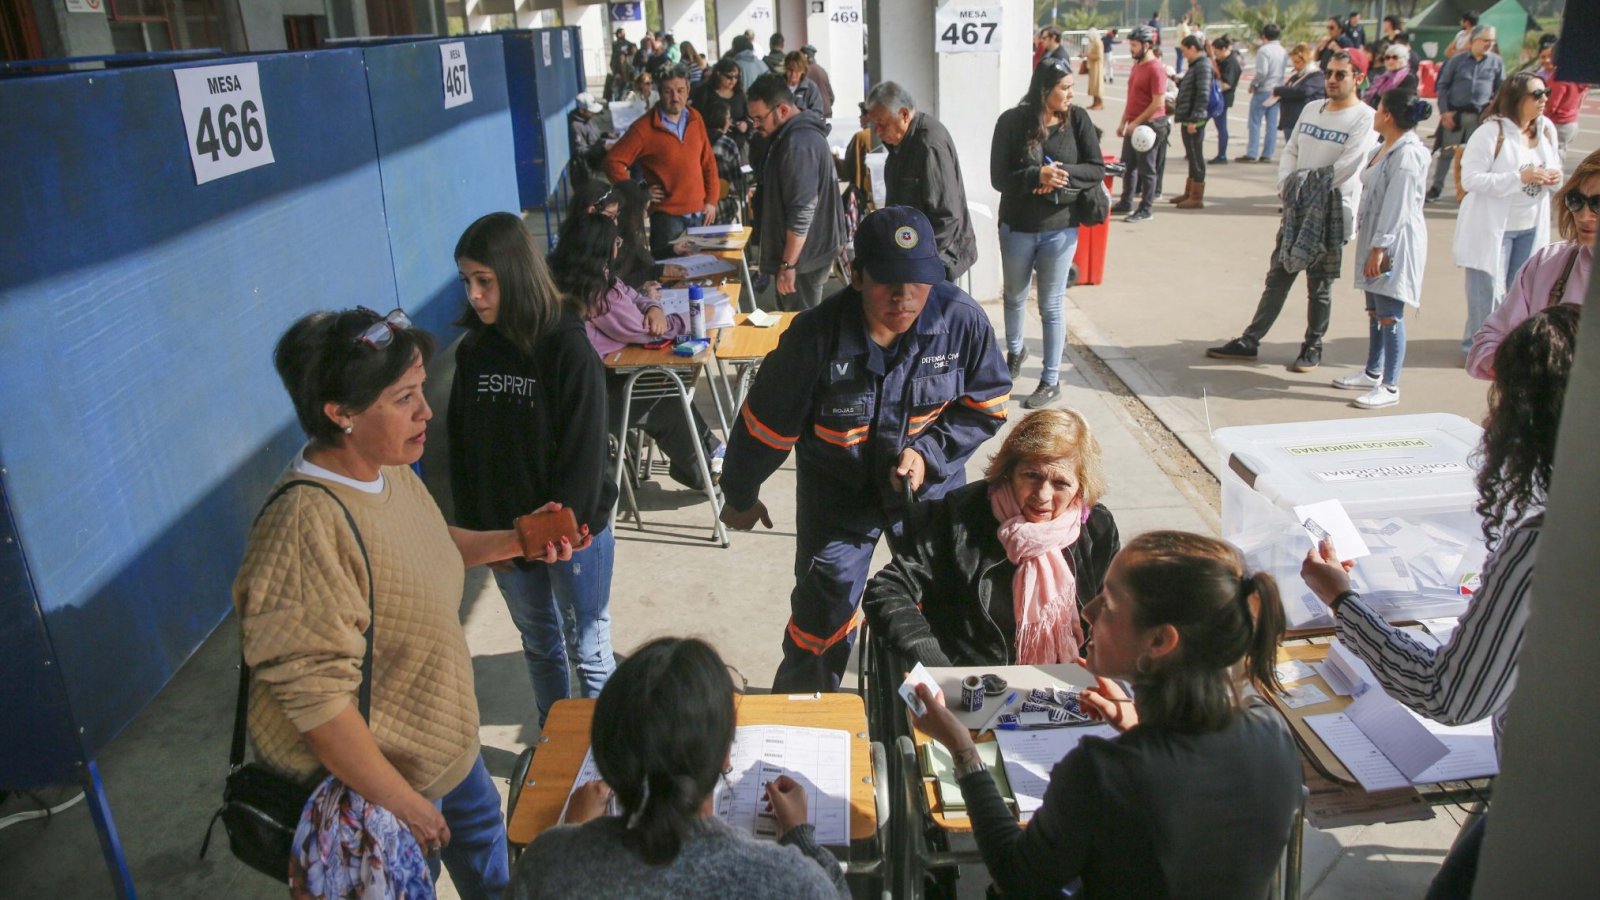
[508,637,848,898]
[449,212,615,728]
[911,532,1301,898]
[1301,304,1581,898]
[550,212,726,491]
[863,408,1119,668]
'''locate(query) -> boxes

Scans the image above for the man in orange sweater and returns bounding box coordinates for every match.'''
[604,65,720,245]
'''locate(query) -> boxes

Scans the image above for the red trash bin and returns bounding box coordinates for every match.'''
[1072,154,1116,286]
[1419,61,1440,99]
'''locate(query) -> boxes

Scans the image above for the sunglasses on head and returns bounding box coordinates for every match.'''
[1042,57,1072,73]
[1528,88,1551,100]
[1563,190,1600,215]
[352,307,412,348]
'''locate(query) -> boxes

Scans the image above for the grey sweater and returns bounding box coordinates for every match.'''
[510,817,849,899]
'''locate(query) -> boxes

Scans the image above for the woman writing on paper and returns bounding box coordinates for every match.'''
[449,212,615,728]
[1302,305,1581,898]
[508,637,849,898]
[549,212,726,492]
[911,532,1301,898]
[863,408,1119,668]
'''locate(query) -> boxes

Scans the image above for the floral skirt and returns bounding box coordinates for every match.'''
[289,777,434,899]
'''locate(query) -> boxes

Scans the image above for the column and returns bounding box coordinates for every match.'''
[804,0,863,122]
[561,0,608,90]
[660,0,708,55]
[714,0,775,57]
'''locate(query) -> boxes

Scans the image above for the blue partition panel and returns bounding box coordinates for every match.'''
[501,28,583,211]
[0,49,396,772]
[533,27,579,200]
[362,35,521,337]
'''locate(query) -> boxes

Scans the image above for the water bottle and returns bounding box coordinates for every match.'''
[688,283,706,339]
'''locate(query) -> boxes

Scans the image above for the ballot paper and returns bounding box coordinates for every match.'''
[1306,693,1498,791]
[995,724,1118,818]
[1273,659,1318,684]
[655,253,737,279]
[745,309,782,327]
[1345,689,1449,780]
[1325,640,1381,697]
[712,725,851,845]
[686,223,743,236]
[560,749,621,823]
[1293,499,1371,561]
[1277,682,1331,710]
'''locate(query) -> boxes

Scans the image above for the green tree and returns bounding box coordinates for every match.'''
[1219,0,1320,46]
[1061,8,1114,30]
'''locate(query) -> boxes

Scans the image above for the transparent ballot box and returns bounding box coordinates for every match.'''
[1212,414,1488,630]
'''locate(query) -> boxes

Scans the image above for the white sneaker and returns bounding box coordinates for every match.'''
[1332,370,1380,390]
[1354,385,1400,408]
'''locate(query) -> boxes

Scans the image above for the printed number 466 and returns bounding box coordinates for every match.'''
[194,101,263,161]
[941,22,997,45]
[445,63,467,98]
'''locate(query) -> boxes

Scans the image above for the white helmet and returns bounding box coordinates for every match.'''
[1131,124,1157,153]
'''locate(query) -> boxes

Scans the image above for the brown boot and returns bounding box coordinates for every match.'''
[1168,178,1192,205]
[1177,180,1206,209]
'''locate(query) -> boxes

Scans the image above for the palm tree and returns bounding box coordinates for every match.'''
[1219,0,1320,45]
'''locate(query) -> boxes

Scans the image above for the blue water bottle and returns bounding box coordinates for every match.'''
[688,283,706,339]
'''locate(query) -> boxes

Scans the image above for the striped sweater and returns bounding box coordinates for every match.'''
[1336,514,1541,749]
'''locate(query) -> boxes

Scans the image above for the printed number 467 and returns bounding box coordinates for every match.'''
[446,63,467,97]
[941,22,997,45]
[194,101,263,161]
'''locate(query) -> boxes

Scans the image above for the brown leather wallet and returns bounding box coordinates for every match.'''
[513,508,581,557]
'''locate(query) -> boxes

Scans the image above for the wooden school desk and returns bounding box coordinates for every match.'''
[506,694,885,873]
[710,311,797,426]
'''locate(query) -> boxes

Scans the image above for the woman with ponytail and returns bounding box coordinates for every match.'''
[1330,89,1433,409]
[910,532,1301,898]
[509,637,848,898]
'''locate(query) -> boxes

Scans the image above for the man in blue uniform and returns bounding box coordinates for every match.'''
[720,207,1012,692]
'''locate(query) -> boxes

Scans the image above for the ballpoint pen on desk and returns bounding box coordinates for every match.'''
[977,691,1019,735]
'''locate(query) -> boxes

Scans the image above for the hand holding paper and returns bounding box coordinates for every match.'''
[898,663,941,716]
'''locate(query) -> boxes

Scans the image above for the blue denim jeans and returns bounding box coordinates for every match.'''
[1462,227,1537,352]
[1246,92,1280,159]
[1212,111,1230,157]
[493,525,616,725]
[1363,293,1408,387]
[999,222,1079,386]
[429,755,509,900]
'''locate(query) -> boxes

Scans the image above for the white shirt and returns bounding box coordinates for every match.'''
[292,445,385,494]
[1278,99,1378,233]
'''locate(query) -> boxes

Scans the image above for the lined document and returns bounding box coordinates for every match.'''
[995,725,1117,818]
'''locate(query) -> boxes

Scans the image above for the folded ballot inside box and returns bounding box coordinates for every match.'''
[1213,414,1489,631]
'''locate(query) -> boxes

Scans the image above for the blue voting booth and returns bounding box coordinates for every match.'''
[502,28,586,241]
[0,29,562,895]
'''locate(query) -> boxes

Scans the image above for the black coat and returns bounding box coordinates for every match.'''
[884,112,979,280]
[863,480,1120,668]
[990,104,1106,233]
[1275,69,1327,136]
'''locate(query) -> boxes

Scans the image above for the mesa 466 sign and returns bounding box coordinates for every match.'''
[935,5,1002,54]
[173,62,275,184]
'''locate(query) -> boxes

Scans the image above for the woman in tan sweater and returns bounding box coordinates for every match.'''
[234,308,571,897]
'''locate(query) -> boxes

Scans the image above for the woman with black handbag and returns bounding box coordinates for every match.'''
[990,58,1106,410]
[225,308,562,896]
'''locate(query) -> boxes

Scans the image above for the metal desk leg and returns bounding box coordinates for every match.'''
[700,357,732,440]
[738,255,756,313]
[663,368,728,547]
[609,370,642,527]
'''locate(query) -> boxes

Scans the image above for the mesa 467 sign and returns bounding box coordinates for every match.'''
[935,6,1002,54]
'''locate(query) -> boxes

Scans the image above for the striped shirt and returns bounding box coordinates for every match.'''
[1336,513,1541,750]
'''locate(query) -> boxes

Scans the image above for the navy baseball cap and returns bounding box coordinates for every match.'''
[853,206,944,286]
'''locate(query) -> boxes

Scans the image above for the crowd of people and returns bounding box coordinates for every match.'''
[222,13,1591,900]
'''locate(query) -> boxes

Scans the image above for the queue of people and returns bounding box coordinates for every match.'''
[222,18,1591,900]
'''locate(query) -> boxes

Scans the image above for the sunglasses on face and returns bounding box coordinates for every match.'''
[1528,89,1551,101]
[352,307,412,348]
[1564,191,1600,215]
[1328,69,1354,81]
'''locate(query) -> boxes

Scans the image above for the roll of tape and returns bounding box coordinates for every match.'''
[961,675,985,712]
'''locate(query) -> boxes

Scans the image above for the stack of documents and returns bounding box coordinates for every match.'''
[919,740,1014,818]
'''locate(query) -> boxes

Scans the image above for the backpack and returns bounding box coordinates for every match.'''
[1205,75,1225,119]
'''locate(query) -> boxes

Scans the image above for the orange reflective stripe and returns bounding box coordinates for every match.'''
[908,402,949,425]
[960,393,1010,419]
[813,422,870,448]
[741,404,798,450]
[785,609,865,656]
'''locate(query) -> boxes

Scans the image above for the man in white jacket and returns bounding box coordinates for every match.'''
[1207,51,1377,371]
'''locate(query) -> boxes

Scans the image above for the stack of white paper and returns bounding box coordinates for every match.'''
[1305,687,1498,791]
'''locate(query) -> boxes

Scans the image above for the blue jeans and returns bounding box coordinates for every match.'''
[999,222,1078,386]
[1462,227,1537,352]
[1362,293,1408,387]
[1247,92,1280,159]
[429,755,508,899]
[1213,111,1230,157]
[494,525,616,725]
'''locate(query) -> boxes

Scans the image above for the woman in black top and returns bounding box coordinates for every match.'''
[448,212,617,727]
[692,59,750,148]
[863,408,1119,668]
[911,531,1302,899]
[1209,36,1244,164]
[990,59,1105,410]
[1274,44,1327,138]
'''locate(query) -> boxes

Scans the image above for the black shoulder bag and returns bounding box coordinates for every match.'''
[199,480,375,883]
[1066,106,1111,227]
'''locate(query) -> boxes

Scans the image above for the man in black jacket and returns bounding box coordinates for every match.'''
[865,80,978,281]
[747,74,845,311]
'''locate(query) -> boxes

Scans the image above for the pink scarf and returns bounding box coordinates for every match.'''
[989,482,1087,665]
[1363,66,1411,106]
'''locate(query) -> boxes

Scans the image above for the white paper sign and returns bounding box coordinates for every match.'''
[829,1,862,26]
[936,5,1003,54]
[440,42,472,109]
[562,30,572,59]
[172,63,275,185]
[542,32,552,67]
[65,0,104,13]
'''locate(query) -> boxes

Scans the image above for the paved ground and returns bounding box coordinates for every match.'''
[9,63,1580,896]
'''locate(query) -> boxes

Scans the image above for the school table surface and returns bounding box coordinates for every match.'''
[507,693,879,846]
[714,310,797,360]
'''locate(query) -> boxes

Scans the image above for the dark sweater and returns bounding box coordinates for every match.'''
[884,112,978,280]
[1216,53,1243,109]
[961,701,1303,899]
[758,111,845,274]
[447,309,616,541]
[990,104,1106,233]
